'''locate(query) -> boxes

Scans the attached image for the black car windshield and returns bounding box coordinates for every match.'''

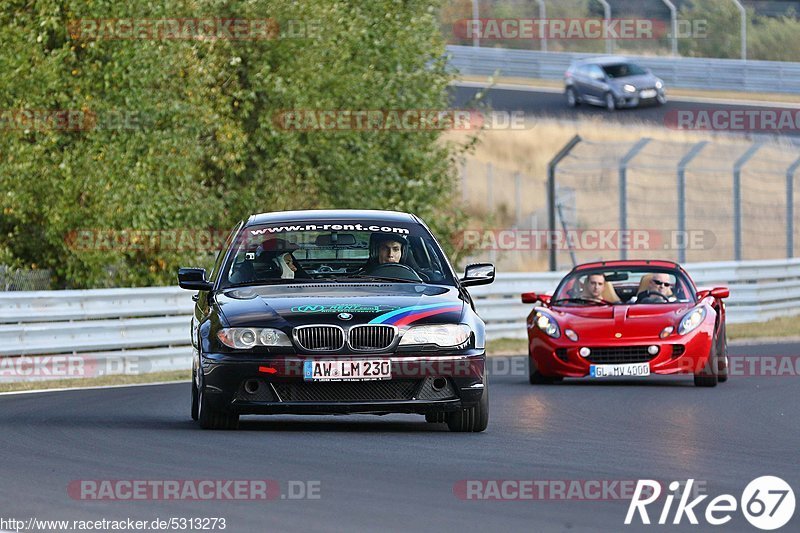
[552,268,695,305]
[219,220,456,287]
[602,63,648,78]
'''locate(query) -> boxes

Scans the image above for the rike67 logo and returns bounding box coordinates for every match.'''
[626,477,795,530]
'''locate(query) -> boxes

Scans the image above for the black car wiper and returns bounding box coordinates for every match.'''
[332,275,420,284]
[223,278,317,288]
[550,297,610,306]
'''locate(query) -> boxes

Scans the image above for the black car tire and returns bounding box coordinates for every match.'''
[566,87,579,108]
[716,323,729,383]
[191,367,199,421]
[694,341,719,387]
[197,371,240,429]
[604,92,616,111]
[446,378,488,432]
[425,412,446,424]
[528,358,563,384]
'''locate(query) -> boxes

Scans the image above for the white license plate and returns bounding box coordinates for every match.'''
[640,89,657,99]
[590,363,651,378]
[303,359,391,381]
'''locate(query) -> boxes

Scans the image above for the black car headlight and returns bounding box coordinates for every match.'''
[217,328,292,349]
[399,324,471,348]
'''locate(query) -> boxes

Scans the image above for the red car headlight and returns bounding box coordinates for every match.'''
[678,307,707,335]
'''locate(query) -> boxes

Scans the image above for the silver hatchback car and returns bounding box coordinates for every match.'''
[564,57,667,111]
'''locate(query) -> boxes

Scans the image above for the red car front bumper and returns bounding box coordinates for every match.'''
[528,323,714,378]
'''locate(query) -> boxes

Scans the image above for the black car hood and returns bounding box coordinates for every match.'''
[215,283,465,329]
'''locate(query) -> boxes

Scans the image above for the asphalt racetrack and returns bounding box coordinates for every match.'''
[1,342,798,532]
[450,83,800,138]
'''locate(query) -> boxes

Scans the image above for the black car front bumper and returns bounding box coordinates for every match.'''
[200,352,486,416]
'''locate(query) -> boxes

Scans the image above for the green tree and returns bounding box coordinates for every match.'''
[0,0,467,288]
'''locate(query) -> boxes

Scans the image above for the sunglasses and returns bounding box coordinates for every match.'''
[651,279,672,288]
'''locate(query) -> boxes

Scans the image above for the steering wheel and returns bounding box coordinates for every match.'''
[637,290,670,303]
[365,263,423,282]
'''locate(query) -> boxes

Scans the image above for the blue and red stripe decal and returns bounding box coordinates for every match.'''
[368,302,462,327]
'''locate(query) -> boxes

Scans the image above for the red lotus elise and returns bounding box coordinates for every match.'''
[521,260,730,387]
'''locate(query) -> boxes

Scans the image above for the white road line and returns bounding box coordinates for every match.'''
[452,80,800,108]
[0,380,189,396]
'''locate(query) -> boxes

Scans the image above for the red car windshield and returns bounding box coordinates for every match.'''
[552,268,695,305]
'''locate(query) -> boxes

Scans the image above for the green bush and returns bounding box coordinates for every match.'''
[0,0,468,288]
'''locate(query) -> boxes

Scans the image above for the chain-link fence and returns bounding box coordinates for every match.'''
[0,266,52,291]
[459,136,800,271]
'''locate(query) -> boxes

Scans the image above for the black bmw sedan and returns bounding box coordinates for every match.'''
[178,210,494,431]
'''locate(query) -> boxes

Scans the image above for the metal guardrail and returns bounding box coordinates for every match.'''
[470,258,800,337]
[0,259,798,381]
[447,45,800,94]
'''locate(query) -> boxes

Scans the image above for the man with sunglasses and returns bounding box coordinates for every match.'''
[631,272,677,303]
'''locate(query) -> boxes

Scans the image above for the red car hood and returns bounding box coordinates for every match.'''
[549,303,692,340]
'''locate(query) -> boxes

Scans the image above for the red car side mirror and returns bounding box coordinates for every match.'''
[521,292,550,305]
[710,287,729,299]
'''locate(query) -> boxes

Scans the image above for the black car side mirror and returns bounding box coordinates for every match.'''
[178,267,213,291]
[460,263,495,287]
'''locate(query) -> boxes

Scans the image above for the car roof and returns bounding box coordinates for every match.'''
[246,209,420,227]
[571,56,633,66]
[572,259,682,272]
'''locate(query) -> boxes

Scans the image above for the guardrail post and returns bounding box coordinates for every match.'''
[514,171,522,227]
[548,135,582,271]
[659,0,679,56]
[619,138,651,260]
[471,0,480,47]
[535,0,547,52]
[731,0,747,60]
[733,142,763,261]
[596,0,613,54]
[677,141,709,263]
[787,156,800,258]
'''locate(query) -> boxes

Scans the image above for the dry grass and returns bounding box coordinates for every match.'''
[444,114,799,271]
[727,316,800,340]
[0,370,189,393]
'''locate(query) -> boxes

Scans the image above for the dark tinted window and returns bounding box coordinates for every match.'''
[601,63,648,78]
[220,220,456,287]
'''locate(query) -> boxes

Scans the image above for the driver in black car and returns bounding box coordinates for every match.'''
[377,237,403,264]
[361,234,428,281]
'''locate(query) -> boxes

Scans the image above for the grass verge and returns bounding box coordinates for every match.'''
[0,369,190,393]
